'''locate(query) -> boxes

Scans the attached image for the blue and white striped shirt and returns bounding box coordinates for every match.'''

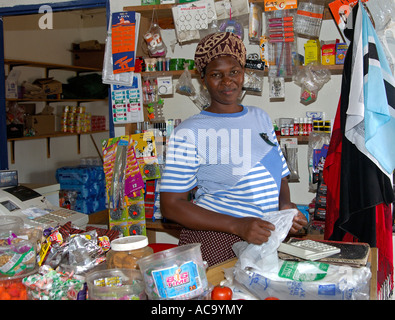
[160,105,289,218]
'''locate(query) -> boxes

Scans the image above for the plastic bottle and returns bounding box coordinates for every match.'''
[307,118,313,135]
[299,117,304,136]
[289,122,294,136]
[293,117,299,136]
[303,118,309,136]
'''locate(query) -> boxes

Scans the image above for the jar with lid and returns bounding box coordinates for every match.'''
[106,235,153,270]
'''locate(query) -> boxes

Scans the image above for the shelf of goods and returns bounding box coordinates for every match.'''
[5,59,108,163]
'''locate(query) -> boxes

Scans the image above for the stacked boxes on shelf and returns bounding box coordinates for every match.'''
[56,165,106,214]
[60,106,91,134]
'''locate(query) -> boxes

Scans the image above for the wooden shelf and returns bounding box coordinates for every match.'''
[6,98,107,103]
[5,59,106,103]
[7,130,108,164]
[139,69,197,78]
[4,59,101,73]
[277,134,310,145]
[125,1,335,29]
[138,65,343,77]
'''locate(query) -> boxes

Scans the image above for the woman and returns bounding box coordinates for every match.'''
[160,32,307,267]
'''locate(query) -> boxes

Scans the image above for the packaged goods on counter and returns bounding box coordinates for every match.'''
[230,208,371,300]
[233,260,371,300]
[106,235,153,270]
[23,265,86,300]
[39,222,119,275]
[137,244,210,300]
[86,268,146,300]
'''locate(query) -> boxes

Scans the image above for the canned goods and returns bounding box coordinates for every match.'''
[144,32,153,44]
[153,33,162,44]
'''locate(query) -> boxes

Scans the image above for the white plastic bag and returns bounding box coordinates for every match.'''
[232,208,372,300]
[234,261,371,300]
[233,209,297,273]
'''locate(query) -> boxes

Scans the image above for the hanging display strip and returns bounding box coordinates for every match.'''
[111,11,136,74]
[111,73,144,124]
[263,0,297,12]
[172,0,217,43]
[294,1,325,38]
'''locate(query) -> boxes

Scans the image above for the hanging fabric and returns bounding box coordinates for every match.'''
[323,1,395,300]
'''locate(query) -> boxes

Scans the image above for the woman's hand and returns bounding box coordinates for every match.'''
[289,210,308,234]
[234,217,275,245]
[279,198,308,235]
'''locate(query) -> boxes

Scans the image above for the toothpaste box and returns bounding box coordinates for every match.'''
[336,43,348,64]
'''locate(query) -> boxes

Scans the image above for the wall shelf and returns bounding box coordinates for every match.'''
[277,134,310,145]
[5,58,109,164]
[4,59,101,74]
[7,130,108,164]
[138,64,343,78]
[124,1,335,29]
[7,98,107,103]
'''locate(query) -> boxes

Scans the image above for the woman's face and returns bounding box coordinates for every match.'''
[203,56,245,108]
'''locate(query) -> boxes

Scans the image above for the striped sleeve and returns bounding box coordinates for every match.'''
[160,133,200,193]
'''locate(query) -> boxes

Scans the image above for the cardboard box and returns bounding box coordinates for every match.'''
[304,39,321,65]
[18,103,36,116]
[33,78,62,95]
[336,43,348,65]
[321,42,336,65]
[71,43,105,69]
[26,114,55,136]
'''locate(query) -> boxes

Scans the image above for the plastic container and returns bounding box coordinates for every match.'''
[86,268,146,300]
[23,267,86,300]
[0,228,40,278]
[0,216,24,235]
[106,235,153,270]
[0,267,37,300]
[137,243,209,300]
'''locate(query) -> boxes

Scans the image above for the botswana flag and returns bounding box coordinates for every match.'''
[323,2,395,299]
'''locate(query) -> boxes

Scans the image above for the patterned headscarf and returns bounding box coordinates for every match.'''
[194,32,246,77]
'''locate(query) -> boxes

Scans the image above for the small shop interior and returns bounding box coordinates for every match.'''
[0,0,394,301]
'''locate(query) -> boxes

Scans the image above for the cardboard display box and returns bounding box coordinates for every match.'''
[26,114,55,136]
[18,103,36,116]
[33,78,62,95]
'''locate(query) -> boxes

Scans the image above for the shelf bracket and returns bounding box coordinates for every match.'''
[10,141,15,164]
[77,134,81,154]
[46,137,51,158]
